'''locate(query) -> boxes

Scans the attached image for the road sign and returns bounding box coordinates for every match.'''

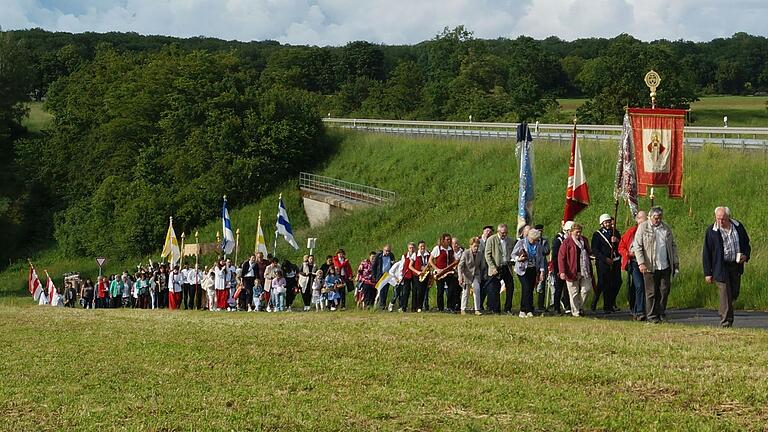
[96,257,107,267]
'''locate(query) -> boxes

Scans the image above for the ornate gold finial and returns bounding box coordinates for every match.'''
[644,70,661,108]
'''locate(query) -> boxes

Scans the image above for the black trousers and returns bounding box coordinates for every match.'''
[286,278,298,309]
[159,289,168,308]
[413,278,427,311]
[478,277,488,311]
[363,283,376,307]
[594,263,622,311]
[436,275,460,311]
[182,283,194,309]
[400,277,416,310]
[553,276,570,312]
[435,278,447,311]
[518,267,537,314]
[302,277,314,307]
[498,266,515,312]
[485,277,501,313]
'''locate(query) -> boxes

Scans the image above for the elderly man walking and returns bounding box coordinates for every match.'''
[633,206,679,324]
[484,223,515,315]
[703,207,751,328]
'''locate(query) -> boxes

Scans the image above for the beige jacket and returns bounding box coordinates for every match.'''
[633,220,679,271]
[484,233,515,277]
[458,249,487,285]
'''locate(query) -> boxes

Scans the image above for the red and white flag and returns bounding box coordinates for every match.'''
[29,262,44,301]
[563,122,590,222]
[628,108,686,198]
[46,272,62,307]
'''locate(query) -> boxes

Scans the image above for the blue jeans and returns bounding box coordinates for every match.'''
[276,292,286,311]
[628,260,645,316]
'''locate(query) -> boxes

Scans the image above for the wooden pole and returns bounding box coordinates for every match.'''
[235,228,240,265]
[216,231,221,260]
[194,231,200,280]
[180,232,186,265]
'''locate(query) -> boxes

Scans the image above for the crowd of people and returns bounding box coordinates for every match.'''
[61,206,750,327]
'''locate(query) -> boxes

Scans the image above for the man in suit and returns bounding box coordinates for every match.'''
[372,244,396,310]
[591,214,622,313]
[484,223,515,314]
[703,206,751,328]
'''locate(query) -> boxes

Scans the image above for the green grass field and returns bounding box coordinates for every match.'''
[1,306,767,431]
[22,101,54,134]
[558,96,768,127]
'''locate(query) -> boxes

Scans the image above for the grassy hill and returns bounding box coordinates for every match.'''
[3,129,766,310]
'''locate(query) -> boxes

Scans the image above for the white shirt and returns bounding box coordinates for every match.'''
[213,266,227,290]
[168,272,183,293]
[245,261,256,278]
[653,224,669,271]
[500,237,509,263]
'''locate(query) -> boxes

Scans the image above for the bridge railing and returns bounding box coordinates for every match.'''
[323,118,768,150]
[299,172,396,205]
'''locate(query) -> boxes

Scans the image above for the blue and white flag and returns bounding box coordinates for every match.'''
[516,122,534,235]
[221,196,235,255]
[276,194,299,250]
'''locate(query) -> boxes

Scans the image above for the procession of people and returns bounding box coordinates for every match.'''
[55,205,749,327]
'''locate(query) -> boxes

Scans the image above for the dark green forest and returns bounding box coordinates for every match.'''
[1,27,767,268]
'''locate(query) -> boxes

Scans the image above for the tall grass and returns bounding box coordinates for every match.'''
[2,130,766,309]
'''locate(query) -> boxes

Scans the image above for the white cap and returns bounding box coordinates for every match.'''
[599,214,613,224]
[562,221,574,231]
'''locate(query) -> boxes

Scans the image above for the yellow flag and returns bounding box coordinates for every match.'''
[161,218,181,267]
[255,215,268,256]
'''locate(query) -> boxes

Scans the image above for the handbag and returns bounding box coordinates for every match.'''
[346,279,355,293]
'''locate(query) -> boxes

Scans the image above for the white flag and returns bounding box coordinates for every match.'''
[276,195,299,250]
[222,197,235,255]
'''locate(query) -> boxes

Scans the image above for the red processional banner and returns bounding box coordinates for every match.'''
[627,108,686,198]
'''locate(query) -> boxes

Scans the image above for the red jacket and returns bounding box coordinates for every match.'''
[557,235,593,281]
[333,256,354,281]
[618,225,639,270]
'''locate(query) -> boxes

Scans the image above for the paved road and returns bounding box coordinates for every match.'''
[589,308,768,329]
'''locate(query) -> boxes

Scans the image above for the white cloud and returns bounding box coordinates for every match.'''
[1,0,766,45]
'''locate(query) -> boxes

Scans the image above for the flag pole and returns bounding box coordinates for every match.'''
[194,230,199,284]
[235,228,240,265]
[273,194,281,257]
[255,211,261,255]
[180,232,186,265]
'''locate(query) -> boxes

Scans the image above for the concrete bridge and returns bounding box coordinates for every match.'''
[299,172,395,227]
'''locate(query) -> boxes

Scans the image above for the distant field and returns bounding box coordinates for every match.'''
[22,101,53,133]
[557,96,768,127]
[1,305,767,431]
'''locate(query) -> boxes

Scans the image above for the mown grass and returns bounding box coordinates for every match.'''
[1,305,767,431]
[2,130,767,311]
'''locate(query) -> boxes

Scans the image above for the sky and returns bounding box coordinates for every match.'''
[2,0,767,46]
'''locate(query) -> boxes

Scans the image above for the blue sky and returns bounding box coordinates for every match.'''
[3,0,767,46]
